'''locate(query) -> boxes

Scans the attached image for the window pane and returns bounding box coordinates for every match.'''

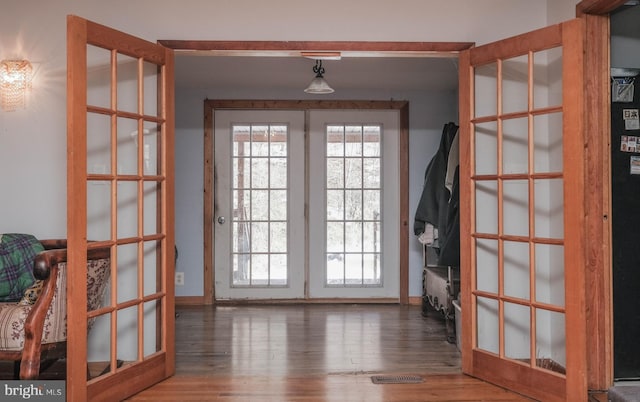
[502,54,529,114]
[474,63,498,118]
[324,123,382,288]
[475,122,498,175]
[230,123,290,288]
[505,302,531,362]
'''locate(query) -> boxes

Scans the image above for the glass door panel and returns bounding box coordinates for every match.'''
[67,16,174,401]
[214,110,305,299]
[460,20,587,401]
[309,110,399,299]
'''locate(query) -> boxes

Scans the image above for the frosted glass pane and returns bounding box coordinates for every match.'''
[534,179,564,239]
[87,113,111,175]
[143,240,159,296]
[477,297,499,354]
[117,117,138,175]
[533,112,563,173]
[475,122,498,175]
[502,54,529,114]
[535,243,565,306]
[503,180,529,237]
[87,45,111,109]
[143,181,159,236]
[116,53,138,113]
[475,181,498,234]
[117,181,138,239]
[117,243,138,303]
[476,239,498,294]
[504,241,530,300]
[142,61,158,117]
[533,47,563,109]
[536,309,566,374]
[503,117,529,175]
[475,63,498,118]
[505,302,531,361]
[87,182,111,242]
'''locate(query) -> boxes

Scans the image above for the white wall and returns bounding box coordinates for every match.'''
[0,0,578,286]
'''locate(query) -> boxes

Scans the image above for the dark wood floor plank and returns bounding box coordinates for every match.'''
[128,304,533,401]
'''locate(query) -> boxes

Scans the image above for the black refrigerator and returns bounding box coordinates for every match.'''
[611,72,640,380]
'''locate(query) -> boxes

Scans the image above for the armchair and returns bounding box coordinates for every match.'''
[0,238,110,379]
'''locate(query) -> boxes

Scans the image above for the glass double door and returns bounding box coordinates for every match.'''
[214,109,399,300]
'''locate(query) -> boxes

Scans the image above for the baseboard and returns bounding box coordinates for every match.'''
[176,296,421,306]
[175,296,205,305]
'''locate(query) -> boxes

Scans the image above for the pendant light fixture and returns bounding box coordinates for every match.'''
[304,59,334,94]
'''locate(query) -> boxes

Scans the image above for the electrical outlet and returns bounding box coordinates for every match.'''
[175,272,184,286]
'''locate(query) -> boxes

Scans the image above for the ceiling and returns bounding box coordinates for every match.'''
[174,55,460,93]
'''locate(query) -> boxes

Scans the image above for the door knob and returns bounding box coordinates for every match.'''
[217,216,226,224]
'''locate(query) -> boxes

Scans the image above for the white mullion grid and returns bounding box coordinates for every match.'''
[359,125,365,285]
[249,125,254,285]
[266,124,272,286]
[341,125,347,285]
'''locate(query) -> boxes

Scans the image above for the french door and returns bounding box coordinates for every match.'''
[459,19,587,401]
[214,110,306,299]
[213,108,400,300]
[67,16,175,401]
[308,110,400,299]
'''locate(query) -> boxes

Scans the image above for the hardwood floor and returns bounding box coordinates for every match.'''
[128,304,534,401]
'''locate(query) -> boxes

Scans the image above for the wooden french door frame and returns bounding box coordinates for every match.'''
[205,100,409,303]
[67,15,175,401]
[459,19,588,401]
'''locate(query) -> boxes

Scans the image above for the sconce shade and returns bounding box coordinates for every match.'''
[0,60,33,111]
[304,60,334,94]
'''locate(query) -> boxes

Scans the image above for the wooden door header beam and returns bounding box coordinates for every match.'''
[157,40,474,57]
[577,0,628,15]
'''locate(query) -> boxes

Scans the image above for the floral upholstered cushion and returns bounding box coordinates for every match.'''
[0,257,110,351]
[0,263,67,351]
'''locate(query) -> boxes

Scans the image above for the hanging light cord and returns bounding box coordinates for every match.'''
[313,60,325,77]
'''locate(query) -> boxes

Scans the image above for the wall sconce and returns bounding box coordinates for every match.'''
[0,60,33,111]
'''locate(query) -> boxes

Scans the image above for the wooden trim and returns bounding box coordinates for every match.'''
[408,296,422,306]
[158,40,474,55]
[399,102,410,305]
[87,354,167,402]
[458,48,473,375]
[576,0,627,16]
[203,104,214,304]
[176,296,206,306]
[84,17,166,64]
[204,99,410,304]
[473,350,566,402]
[67,15,90,402]
[163,44,177,378]
[561,18,588,401]
[469,24,562,66]
[214,298,400,305]
[582,14,613,390]
[207,99,409,110]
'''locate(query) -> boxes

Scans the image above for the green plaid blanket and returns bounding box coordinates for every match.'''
[0,234,43,302]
